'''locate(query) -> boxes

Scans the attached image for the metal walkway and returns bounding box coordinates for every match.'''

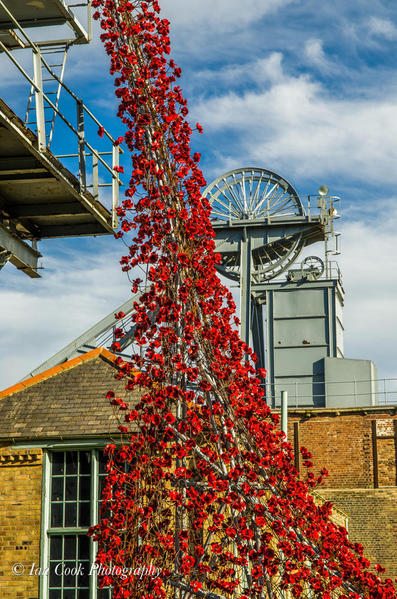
[0,98,114,277]
[0,0,122,277]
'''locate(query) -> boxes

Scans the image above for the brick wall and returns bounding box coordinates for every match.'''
[321,488,397,579]
[285,408,397,489]
[279,407,397,578]
[0,445,42,598]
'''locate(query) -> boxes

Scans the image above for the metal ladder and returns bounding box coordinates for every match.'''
[24,43,69,149]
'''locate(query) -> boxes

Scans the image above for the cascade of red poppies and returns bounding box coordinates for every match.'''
[89,2,397,599]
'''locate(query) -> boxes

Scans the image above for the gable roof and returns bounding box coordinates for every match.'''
[0,348,135,441]
[0,348,117,400]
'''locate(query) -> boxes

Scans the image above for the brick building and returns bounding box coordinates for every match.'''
[0,348,396,597]
[286,407,397,576]
[0,348,128,599]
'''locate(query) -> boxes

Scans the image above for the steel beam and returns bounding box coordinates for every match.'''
[76,98,86,191]
[38,223,110,238]
[0,248,11,270]
[0,174,54,183]
[33,48,46,152]
[0,155,45,174]
[251,300,265,371]
[7,203,87,218]
[239,228,251,347]
[0,16,66,29]
[0,223,41,278]
[22,295,140,379]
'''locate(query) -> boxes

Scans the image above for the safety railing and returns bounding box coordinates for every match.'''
[0,0,122,225]
[281,259,342,284]
[266,378,397,408]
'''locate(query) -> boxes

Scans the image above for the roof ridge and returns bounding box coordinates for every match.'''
[0,348,118,400]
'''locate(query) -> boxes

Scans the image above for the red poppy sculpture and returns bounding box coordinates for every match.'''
[89,2,397,599]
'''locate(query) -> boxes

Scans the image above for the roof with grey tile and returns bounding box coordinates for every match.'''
[0,349,136,441]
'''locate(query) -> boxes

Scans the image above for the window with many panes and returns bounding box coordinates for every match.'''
[41,449,111,599]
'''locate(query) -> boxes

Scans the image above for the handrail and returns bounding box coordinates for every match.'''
[0,39,117,174]
[266,377,397,407]
[0,1,124,223]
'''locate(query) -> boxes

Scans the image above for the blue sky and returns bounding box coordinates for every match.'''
[0,0,396,397]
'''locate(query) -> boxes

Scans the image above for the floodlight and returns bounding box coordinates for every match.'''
[318,185,329,196]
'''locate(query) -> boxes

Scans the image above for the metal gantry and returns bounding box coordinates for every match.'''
[21,295,140,380]
[0,0,122,277]
[204,166,382,409]
[203,167,338,363]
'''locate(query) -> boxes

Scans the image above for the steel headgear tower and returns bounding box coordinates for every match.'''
[204,167,377,408]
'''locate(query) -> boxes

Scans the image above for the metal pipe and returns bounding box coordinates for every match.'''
[112,144,120,228]
[33,48,46,151]
[76,99,87,190]
[281,390,288,441]
[55,152,113,157]
[239,228,251,347]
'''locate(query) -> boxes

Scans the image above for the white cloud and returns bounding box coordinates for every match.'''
[0,241,130,389]
[338,201,397,382]
[193,54,397,183]
[368,16,397,40]
[162,0,294,31]
[304,38,334,72]
[256,53,285,84]
[193,53,285,89]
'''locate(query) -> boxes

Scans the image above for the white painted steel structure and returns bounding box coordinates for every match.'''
[0,0,122,277]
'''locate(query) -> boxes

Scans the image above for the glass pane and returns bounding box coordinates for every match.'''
[49,562,61,588]
[64,503,77,527]
[51,503,63,528]
[66,451,78,475]
[78,535,90,561]
[98,452,108,474]
[65,476,77,501]
[77,590,90,599]
[50,590,61,599]
[79,502,90,527]
[97,589,112,599]
[78,566,89,589]
[63,589,76,599]
[80,451,91,475]
[98,477,107,503]
[52,452,65,475]
[79,476,90,501]
[50,536,63,560]
[51,477,64,502]
[63,561,76,587]
[64,535,76,560]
